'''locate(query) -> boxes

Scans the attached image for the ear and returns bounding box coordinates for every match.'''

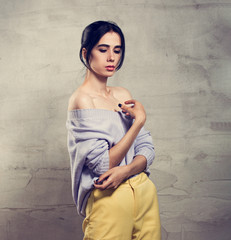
[82,48,87,60]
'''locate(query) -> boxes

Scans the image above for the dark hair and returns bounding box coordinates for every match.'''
[79,20,125,71]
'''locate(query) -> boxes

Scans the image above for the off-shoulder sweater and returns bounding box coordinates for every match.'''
[66,109,155,217]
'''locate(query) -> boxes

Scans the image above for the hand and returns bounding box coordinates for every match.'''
[94,166,129,190]
[119,99,146,126]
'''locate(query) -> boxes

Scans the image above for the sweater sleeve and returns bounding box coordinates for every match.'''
[66,113,117,216]
[67,118,113,176]
[133,126,155,170]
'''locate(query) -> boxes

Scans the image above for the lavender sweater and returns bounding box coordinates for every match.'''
[66,109,155,217]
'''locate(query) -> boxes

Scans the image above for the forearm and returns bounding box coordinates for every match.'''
[125,155,147,178]
[109,119,143,169]
[94,155,147,190]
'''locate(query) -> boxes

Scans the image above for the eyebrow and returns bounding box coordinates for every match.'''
[97,44,121,48]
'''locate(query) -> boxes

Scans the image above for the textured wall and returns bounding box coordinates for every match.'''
[1,0,231,239]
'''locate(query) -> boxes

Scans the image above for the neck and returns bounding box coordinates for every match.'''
[83,69,110,96]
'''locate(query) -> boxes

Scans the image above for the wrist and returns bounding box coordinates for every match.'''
[124,165,132,179]
[133,117,145,128]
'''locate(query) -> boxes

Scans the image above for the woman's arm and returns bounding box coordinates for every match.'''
[108,99,146,168]
[94,155,147,190]
[103,127,156,189]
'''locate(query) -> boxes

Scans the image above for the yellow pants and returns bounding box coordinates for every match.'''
[83,172,161,240]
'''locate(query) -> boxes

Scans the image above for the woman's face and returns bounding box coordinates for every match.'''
[88,31,122,77]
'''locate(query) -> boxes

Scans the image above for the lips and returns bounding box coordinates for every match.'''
[105,65,115,71]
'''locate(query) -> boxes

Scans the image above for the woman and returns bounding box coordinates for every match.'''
[66,20,161,240]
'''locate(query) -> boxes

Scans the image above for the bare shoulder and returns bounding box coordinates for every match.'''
[110,86,133,103]
[68,89,95,111]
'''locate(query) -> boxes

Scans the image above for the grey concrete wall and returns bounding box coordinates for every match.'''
[1,0,231,239]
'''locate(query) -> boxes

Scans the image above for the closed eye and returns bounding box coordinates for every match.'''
[99,49,107,53]
[114,49,121,54]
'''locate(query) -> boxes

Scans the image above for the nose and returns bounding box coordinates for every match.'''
[107,49,115,62]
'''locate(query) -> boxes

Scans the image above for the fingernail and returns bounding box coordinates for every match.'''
[118,103,122,107]
[95,178,103,185]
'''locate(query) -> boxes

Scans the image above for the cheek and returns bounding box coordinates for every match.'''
[115,54,121,65]
[89,53,102,65]
[89,55,104,71]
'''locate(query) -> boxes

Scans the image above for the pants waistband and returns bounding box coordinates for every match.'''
[119,172,148,188]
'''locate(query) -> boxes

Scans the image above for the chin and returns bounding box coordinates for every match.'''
[97,71,115,78]
[92,68,116,78]
[106,72,115,77]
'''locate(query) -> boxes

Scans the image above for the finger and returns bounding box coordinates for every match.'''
[124,99,136,105]
[95,179,112,190]
[107,181,120,189]
[94,178,105,185]
[119,104,135,116]
[118,103,130,112]
[94,182,106,189]
[96,170,112,183]
[105,182,115,189]
[96,176,108,184]
[94,183,106,189]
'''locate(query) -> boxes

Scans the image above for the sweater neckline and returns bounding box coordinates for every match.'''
[67,108,128,120]
[68,108,120,113]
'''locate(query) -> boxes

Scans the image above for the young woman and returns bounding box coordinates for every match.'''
[66,21,161,240]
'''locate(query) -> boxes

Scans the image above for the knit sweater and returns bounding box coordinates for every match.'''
[66,109,155,217]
